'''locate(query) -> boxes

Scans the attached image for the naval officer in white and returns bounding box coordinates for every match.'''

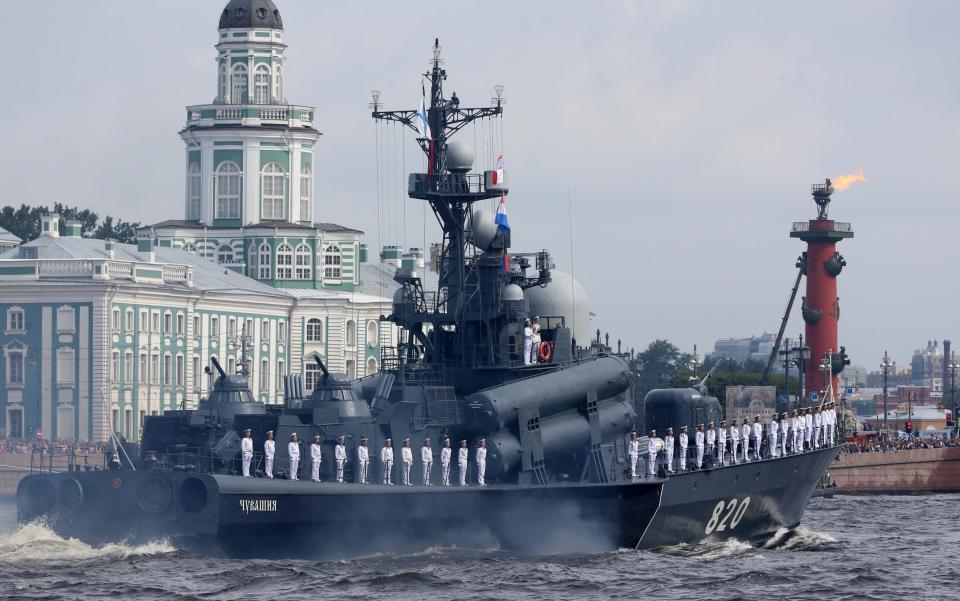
[381,439,394,485]
[240,429,254,477]
[476,439,488,486]
[335,436,347,482]
[440,438,452,486]
[628,432,640,479]
[263,430,275,478]
[357,437,369,484]
[401,439,414,486]
[288,433,300,480]
[695,424,705,469]
[421,438,433,485]
[310,435,322,482]
[458,440,469,486]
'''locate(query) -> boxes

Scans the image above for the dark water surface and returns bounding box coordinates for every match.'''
[0,494,956,600]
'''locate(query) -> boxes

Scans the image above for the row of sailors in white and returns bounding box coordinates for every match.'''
[626,402,839,477]
[522,317,542,366]
[381,438,486,486]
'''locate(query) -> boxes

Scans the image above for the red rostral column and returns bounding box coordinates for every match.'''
[790,180,853,399]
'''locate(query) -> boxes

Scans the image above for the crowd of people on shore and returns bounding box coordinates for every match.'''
[0,438,106,455]
[842,436,960,454]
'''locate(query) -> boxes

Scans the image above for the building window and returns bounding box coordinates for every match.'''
[245,318,253,337]
[176,355,185,386]
[217,244,234,264]
[125,408,132,440]
[366,320,378,348]
[164,313,172,333]
[57,306,76,332]
[125,309,134,331]
[152,312,160,333]
[183,243,197,253]
[277,359,285,390]
[260,319,270,341]
[188,163,201,220]
[258,243,271,279]
[299,163,311,222]
[124,351,133,382]
[112,309,121,331]
[276,243,293,279]
[274,65,283,102]
[219,63,228,102]
[139,353,147,382]
[139,310,148,331]
[367,357,378,375]
[295,243,311,280]
[56,348,74,385]
[306,318,323,343]
[163,354,172,385]
[177,314,185,335]
[260,358,269,391]
[192,356,201,389]
[192,315,200,335]
[111,351,119,382]
[227,356,236,375]
[346,359,356,380]
[112,408,119,433]
[278,321,286,342]
[254,64,270,104]
[151,353,160,385]
[7,344,24,385]
[231,63,248,104]
[305,362,321,391]
[211,316,220,337]
[228,317,237,338]
[6,308,25,333]
[324,245,342,279]
[261,162,286,221]
[346,320,357,348]
[215,161,242,220]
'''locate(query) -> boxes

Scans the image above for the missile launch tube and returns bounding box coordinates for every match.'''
[486,398,635,477]
[466,356,631,432]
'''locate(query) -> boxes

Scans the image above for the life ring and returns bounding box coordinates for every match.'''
[538,341,553,362]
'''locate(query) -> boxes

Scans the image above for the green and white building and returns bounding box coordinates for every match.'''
[145,0,364,292]
[0,217,394,442]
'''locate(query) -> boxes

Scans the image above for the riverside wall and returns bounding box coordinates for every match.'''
[831,447,960,493]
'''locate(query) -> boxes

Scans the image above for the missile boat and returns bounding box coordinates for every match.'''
[16,40,841,558]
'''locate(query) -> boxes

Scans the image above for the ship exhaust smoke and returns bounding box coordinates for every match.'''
[832,169,866,191]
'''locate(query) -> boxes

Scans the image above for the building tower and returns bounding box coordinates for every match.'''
[790,180,853,398]
[180,0,320,227]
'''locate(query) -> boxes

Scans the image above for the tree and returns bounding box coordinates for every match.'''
[0,203,139,244]
[631,339,694,400]
[93,216,140,244]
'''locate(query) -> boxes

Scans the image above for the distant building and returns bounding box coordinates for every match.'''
[0,227,20,252]
[709,333,776,365]
[911,340,944,392]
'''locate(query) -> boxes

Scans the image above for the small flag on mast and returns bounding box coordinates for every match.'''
[493,153,504,185]
[495,196,509,234]
[415,84,431,140]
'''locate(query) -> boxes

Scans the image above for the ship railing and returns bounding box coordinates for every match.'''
[29,448,77,474]
[791,221,852,233]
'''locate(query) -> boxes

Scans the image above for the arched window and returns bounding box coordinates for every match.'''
[217,244,234,264]
[182,243,197,253]
[324,245,342,278]
[346,320,357,347]
[306,318,323,342]
[274,65,283,102]
[254,64,270,104]
[261,162,286,221]
[366,357,378,375]
[219,63,228,102]
[294,243,311,280]
[366,320,378,348]
[188,163,201,219]
[299,163,312,222]
[215,161,241,219]
[276,243,292,279]
[231,64,248,104]
[258,242,271,279]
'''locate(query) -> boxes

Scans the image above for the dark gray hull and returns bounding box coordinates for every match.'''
[16,445,839,557]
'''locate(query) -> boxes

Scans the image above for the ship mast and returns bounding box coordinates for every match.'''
[371,39,512,369]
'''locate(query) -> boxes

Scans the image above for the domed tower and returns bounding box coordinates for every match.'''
[181,0,320,227]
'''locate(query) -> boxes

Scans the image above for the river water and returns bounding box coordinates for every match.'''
[0,494,955,600]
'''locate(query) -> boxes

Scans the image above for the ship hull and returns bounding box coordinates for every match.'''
[16,445,839,557]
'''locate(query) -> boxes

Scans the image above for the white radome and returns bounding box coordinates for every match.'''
[446,141,474,173]
[524,270,590,343]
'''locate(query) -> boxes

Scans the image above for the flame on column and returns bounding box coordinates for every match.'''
[832,169,866,191]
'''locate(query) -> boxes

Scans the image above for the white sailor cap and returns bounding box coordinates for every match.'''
[243,428,251,433]
[385,438,392,442]
[290,433,298,439]
[313,435,321,441]
[338,435,345,440]
[266,430,274,435]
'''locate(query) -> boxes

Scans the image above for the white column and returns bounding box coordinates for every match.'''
[289,144,301,223]
[78,306,90,441]
[245,141,260,223]
[202,140,215,224]
[41,307,52,438]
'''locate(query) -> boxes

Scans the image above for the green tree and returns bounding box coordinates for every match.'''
[630,339,694,400]
[93,216,140,244]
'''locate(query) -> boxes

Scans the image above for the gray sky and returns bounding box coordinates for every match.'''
[3,0,958,369]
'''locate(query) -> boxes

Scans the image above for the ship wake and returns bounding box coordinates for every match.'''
[0,520,177,564]
[762,527,839,551]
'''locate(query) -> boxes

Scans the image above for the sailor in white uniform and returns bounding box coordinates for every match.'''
[357,438,370,484]
[678,425,689,472]
[458,440,469,486]
[804,408,814,451]
[310,435,323,482]
[827,402,836,443]
[647,429,659,477]
[263,430,275,478]
[335,435,347,483]
[522,319,533,366]
[769,415,779,458]
[401,439,414,486]
[706,422,716,463]
[421,438,433,485]
[240,429,254,477]
[530,317,542,364]
[476,439,488,486]
[813,407,823,448]
[741,420,752,462]
[792,410,803,453]
[780,412,789,456]
[717,421,727,465]
[628,432,640,479]
[695,424,705,469]
[729,420,740,465]
[288,433,300,480]
[664,428,675,473]
[440,438,452,486]
[381,439,394,485]
[752,417,763,460]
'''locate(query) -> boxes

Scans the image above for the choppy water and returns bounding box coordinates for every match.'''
[0,494,956,600]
